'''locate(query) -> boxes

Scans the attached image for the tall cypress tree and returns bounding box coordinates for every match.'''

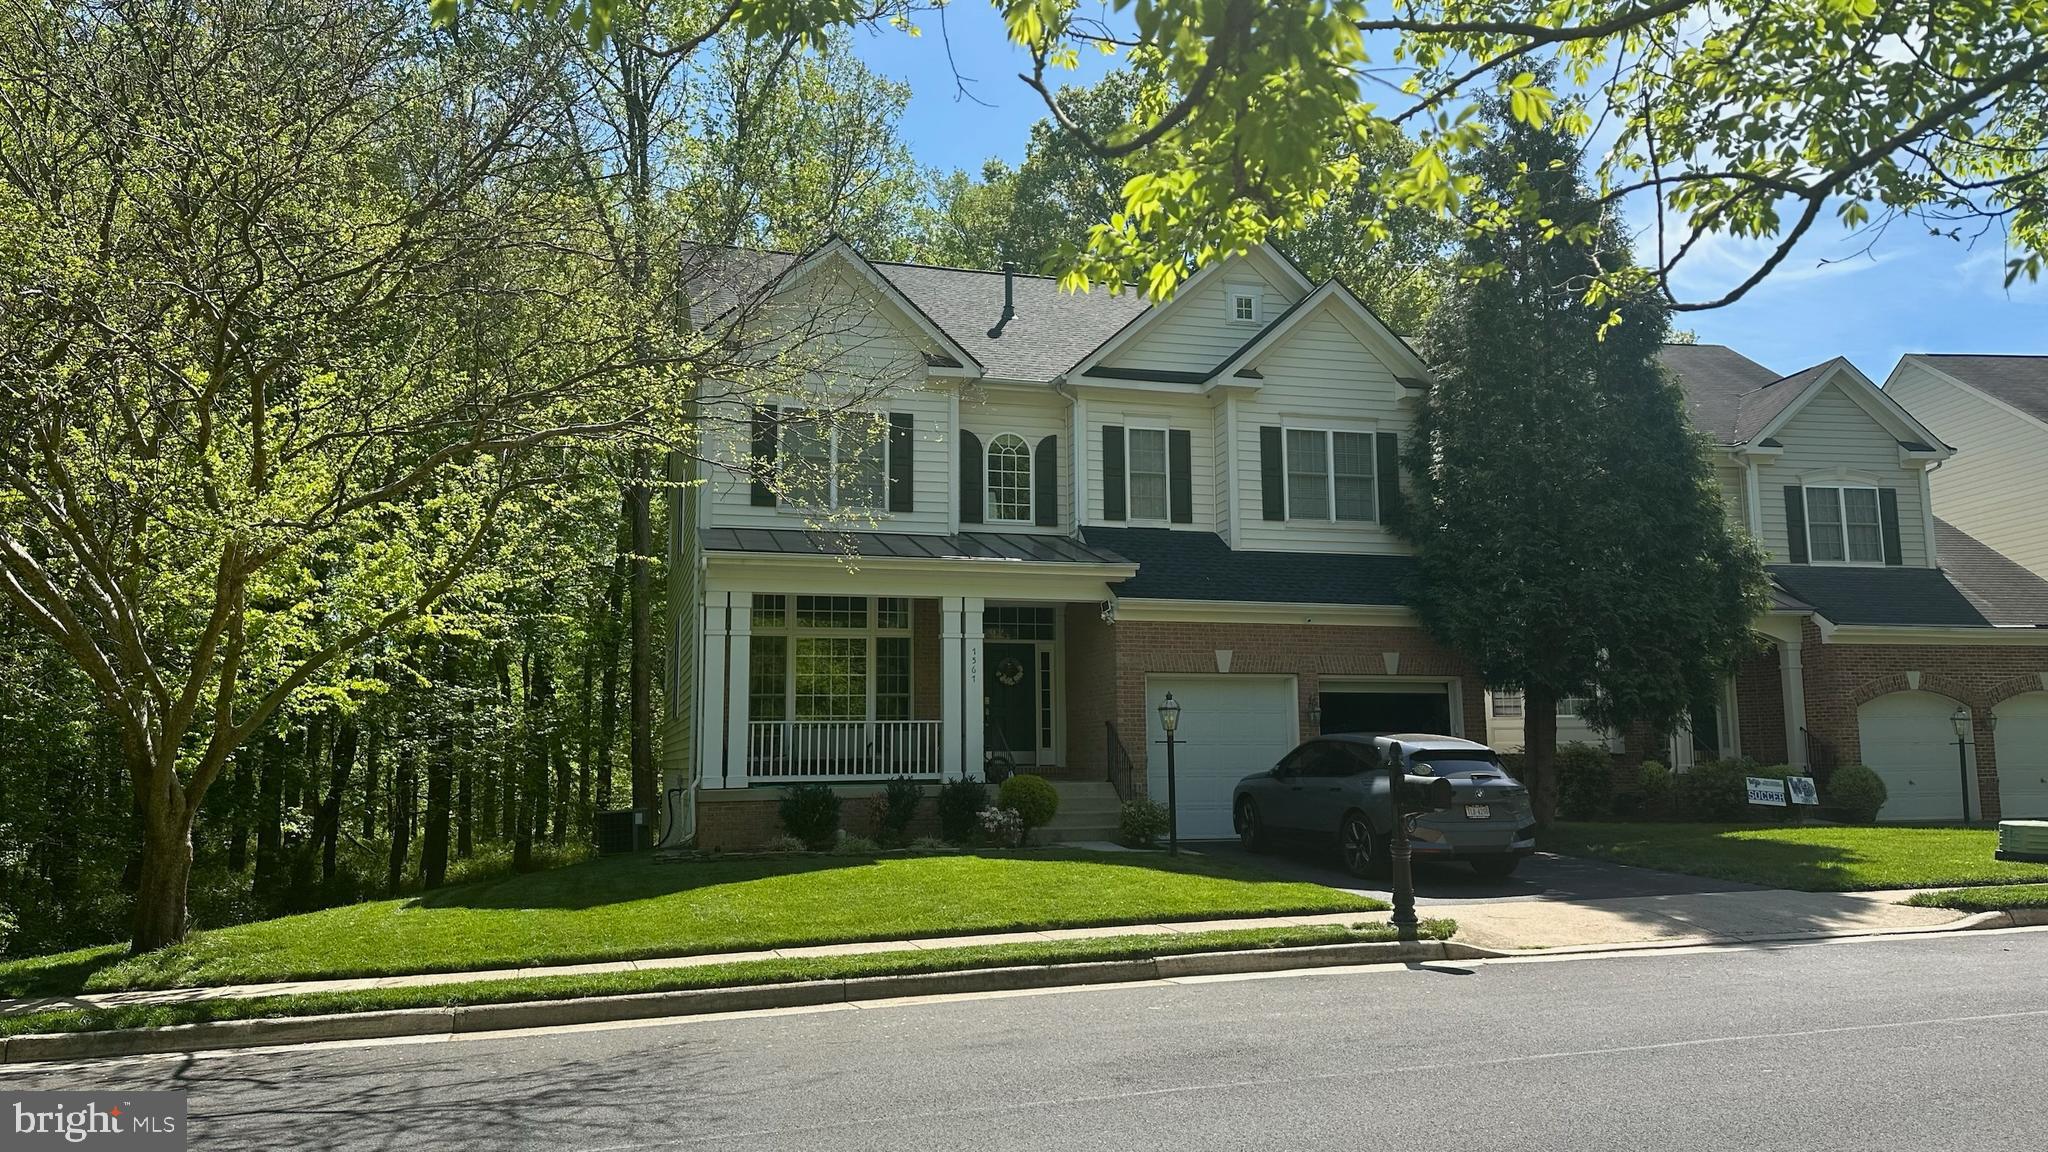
[1405,98,1766,823]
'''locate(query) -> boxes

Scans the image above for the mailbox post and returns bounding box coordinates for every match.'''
[1384,741,1456,942]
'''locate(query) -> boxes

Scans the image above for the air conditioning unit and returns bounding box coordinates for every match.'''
[1995,820,2048,863]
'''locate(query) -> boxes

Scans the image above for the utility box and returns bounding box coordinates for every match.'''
[597,807,656,856]
[1996,820,2048,863]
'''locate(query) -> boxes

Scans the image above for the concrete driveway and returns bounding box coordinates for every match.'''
[1196,840,1764,905]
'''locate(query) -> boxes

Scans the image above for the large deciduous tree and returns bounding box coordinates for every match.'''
[1404,100,1768,824]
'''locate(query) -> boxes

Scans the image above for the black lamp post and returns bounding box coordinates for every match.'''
[1951,705,1974,822]
[1159,693,1182,855]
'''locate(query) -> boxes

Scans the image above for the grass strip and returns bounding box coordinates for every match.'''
[1543,823,2048,892]
[0,920,1454,1039]
[1903,884,2048,913]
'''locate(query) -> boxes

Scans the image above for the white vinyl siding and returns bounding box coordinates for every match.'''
[1101,267,1301,374]
[1085,396,1216,528]
[962,384,1070,534]
[1752,381,1930,566]
[1887,361,2048,579]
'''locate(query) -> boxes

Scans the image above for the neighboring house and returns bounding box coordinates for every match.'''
[666,240,1487,849]
[1883,355,2048,581]
[1482,692,1622,755]
[1659,345,2048,821]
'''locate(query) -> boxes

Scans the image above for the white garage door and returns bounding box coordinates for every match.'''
[1857,692,1973,822]
[1145,676,1299,840]
[1994,693,2048,820]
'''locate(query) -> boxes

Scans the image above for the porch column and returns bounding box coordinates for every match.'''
[1780,633,1808,771]
[699,593,729,789]
[941,597,965,778]
[963,596,986,778]
[724,594,753,788]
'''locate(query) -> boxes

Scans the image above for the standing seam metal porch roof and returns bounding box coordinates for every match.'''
[702,527,1131,566]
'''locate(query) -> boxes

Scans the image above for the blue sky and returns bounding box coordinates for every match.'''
[853,11,2046,382]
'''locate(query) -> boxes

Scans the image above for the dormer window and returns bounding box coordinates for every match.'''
[1226,282,1261,325]
[1804,484,1883,564]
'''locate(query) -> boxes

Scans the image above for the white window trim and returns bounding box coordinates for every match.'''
[779,410,891,513]
[1802,483,1885,566]
[1122,424,1174,525]
[1281,425,1378,524]
[751,596,915,724]
[984,432,1035,525]
[1225,281,1262,325]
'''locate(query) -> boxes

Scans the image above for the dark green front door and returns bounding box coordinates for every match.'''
[986,642,1036,764]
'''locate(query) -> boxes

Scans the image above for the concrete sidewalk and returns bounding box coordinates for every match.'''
[0,888,1978,1019]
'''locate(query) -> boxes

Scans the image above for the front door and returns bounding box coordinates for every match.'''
[985,642,1037,765]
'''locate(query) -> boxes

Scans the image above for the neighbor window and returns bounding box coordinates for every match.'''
[779,412,888,511]
[1227,284,1260,324]
[987,433,1032,522]
[1804,484,1882,563]
[1285,428,1376,522]
[1491,691,1524,718]
[1127,427,1170,521]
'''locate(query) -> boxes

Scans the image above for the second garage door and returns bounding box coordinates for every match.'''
[1994,693,2048,820]
[1856,691,1974,821]
[1318,680,1453,737]
[1145,676,1299,840]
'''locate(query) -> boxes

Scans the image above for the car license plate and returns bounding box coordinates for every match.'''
[1464,804,1491,820]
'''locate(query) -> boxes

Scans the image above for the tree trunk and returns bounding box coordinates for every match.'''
[597,543,624,813]
[227,753,251,873]
[129,741,196,953]
[628,451,655,810]
[253,734,284,894]
[317,718,359,884]
[575,625,595,841]
[1525,685,1561,827]
[388,736,415,897]
[456,700,474,859]
[516,637,553,871]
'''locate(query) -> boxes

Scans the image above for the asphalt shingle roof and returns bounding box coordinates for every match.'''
[874,262,1149,382]
[1081,527,1415,606]
[1912,354,2048,425]
[1657,343,1781,444]
[703,527,1130,566]
[1767,564,1993,627]
[1935,519,2048,627]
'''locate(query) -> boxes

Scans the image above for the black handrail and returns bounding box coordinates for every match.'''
[1802,726,1838,788]
[1106,721,1137,803]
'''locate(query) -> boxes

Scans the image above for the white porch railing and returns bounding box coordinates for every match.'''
[747,720,943,781]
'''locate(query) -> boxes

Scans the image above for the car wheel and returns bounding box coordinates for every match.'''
[1339,811,1382,878]
[1235,798,1265,853]
[1470,855,1520,879]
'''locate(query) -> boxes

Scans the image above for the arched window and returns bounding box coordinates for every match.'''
[986,434,1032,522]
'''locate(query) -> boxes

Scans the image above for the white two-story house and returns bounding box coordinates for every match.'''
[663,239,1488,848]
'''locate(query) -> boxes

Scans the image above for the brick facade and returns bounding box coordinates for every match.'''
[694,786,945,852]
[1734,642,1788,765]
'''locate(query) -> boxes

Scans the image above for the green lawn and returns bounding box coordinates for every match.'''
[0,920,1454,1039]
[1544,823,2048,892]
[1904,884,2048,912]
[0,850,1379,998]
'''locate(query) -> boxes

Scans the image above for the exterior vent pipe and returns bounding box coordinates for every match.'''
[987,261,1019,338]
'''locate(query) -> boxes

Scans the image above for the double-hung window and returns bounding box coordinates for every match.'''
[1284,428,1376,522]
[1126,427,1170,521]
[780,413,887,511]
[1804,484,1883,564]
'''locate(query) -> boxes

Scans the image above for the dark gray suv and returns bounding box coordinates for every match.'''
[1231,733,1537,878]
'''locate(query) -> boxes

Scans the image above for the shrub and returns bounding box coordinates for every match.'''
[1674,757,1750,822]
[1827,763,1889,824]
[1633,760,1674,820]
[908,836,952,853]
[1555,743,1617,820]
[936,778,988,843]
[1118,800,1170,848]
[832,835,879,855]
[872,777,924,846]
[777,783,842,850]
[999,774,1060,840]
[979,805,1025,848]
[762,834,808,854]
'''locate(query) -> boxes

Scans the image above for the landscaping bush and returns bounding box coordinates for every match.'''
[1826,763,1889,824]
[980,805,1025,848]
[999,774,1060,840]
[762,835,808,854]
[936,778,988,844]
[1674,758,1750,822]
[777,783,842,850]
[1555,742,1617,820]
[872,777,924,846]
[1118,800,1170,848]
[1620,760,1673,820]
[831,835,878,855]
[907,837,952,853]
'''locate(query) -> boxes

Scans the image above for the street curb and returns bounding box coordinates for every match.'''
[0,939,1469,1064]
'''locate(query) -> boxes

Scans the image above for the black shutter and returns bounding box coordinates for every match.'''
[1375,431,1403,528]
[1784,486,1808,564]
[750,405,779,507]
[1879,488,1903,566]
[1101,425,1126,522]
[888,413,914,513]
[1034,435,1058,527]
[1259,426,1284,521]
[1168,429,1193,524]
[959,430,983,524]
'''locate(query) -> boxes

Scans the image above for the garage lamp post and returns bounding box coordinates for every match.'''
[1951,706,1974,823]
[1158,694,1182,855]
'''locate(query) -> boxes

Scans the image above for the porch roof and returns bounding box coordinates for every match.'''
[1767,564,1998,628]
[1081,527,1415,606]
[702,527,1131,567]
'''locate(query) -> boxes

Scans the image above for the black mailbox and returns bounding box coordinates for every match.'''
[1399,773,1456,813]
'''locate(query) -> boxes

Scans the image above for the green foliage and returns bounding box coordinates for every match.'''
[1674,759,1752,823]
[831,835,878,855]
[936,778,988,844]
[777,784,843,851]
[1624,760,1675,822]
[872,778,925,847]
[1826,765,1889,825]
[999,774,1060,835]
[1118,800,1171,849]
[1554,743,1617,821]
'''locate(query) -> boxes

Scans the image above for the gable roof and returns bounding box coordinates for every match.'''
[1066,245,1317,382]
[1904,354,2048,426]
[872,261,1148,382]
[1657,344,1781,444]
[1082,527,1415,606]
[1207,279,1431,386]
[1660,345,1948,453]
[783,239,984,373]
[1935,519,2048,627]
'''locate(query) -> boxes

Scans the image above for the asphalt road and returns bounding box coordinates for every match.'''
[8,929,2045,1150]
[1197,842,1763,904]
